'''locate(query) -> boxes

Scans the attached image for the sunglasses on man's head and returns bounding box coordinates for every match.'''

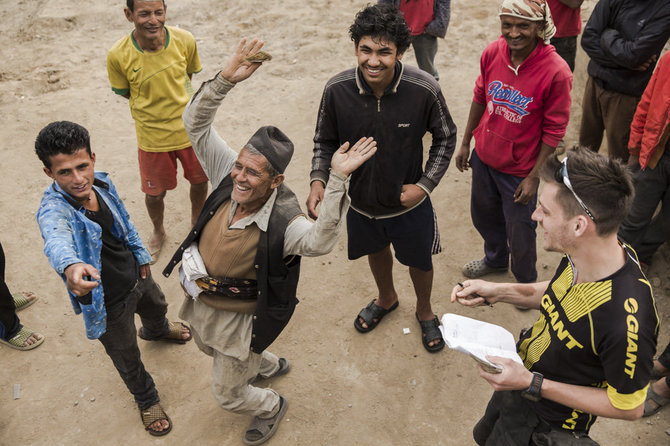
[557,157,596,222]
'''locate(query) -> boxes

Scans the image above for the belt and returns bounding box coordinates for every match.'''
[195,276,257,300]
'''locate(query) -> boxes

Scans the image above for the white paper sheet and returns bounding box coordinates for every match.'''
[439,313,523,373]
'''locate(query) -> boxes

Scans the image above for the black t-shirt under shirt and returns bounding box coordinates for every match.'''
[84,190,138,307]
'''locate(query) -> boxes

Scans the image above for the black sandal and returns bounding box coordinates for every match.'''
[416,314,445,353]
[354,299,399,333]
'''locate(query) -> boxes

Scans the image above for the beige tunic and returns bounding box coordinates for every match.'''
[197,199,259,314]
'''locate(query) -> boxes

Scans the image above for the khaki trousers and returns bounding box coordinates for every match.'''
[192,325,281,417]
[579,75,640,162]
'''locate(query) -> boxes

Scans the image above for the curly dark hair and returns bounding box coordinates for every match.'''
[126,0,165,13]
[540,147,634,236]
[35,121,92,169]
[349,4,411,54]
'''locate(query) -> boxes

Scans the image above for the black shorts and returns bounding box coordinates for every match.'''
[346,198,439,272]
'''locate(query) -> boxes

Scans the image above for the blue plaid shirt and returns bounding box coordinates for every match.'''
[37,172,151,339]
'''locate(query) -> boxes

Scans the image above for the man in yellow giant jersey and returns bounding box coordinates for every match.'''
[452,148,659,445]
[107,0,207,263]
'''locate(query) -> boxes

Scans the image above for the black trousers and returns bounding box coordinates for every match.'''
[474,391,598,446]
[0,242,20,340]
[98,275,169,410]
[618,152,670,264]
[658,341,670,388]
[550,36,577,72]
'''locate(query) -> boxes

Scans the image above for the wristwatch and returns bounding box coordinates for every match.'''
[521,371,544,402]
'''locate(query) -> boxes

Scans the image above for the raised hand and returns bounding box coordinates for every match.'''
[330,137,377,177]
[219,37,266,84]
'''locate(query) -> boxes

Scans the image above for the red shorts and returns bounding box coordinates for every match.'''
[138,146,208,195]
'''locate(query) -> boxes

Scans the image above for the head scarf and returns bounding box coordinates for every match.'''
[499,0,556,44]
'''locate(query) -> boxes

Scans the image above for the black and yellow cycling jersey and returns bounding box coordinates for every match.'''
[518,242,659,433]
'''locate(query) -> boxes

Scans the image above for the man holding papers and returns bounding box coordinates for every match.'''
[451,148,658,445]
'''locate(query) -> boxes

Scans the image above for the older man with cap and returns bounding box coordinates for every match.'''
[455,0,572,289]
[162,38,376,445]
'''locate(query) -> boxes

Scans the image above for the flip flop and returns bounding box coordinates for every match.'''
[643,383,670,417]
[138,321,192,344]
[140,403,172,436]
[416,314,445,353]
[13,291,39,311]
[0,326,45,351]
[243,396,288,445]
[354,299,399,333]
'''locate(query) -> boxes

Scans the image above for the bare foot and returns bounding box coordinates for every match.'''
[147,231,166,263]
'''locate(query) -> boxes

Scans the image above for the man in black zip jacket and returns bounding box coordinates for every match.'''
[579,0,670,162]
[307,4,457,353]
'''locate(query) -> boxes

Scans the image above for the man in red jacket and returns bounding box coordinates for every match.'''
[618,50,670,269]
[455,0,572,287]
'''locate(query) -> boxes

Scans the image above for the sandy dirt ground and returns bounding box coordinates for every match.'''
[1,0,669,444]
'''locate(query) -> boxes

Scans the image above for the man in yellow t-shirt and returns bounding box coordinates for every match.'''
[107,0,207,263]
